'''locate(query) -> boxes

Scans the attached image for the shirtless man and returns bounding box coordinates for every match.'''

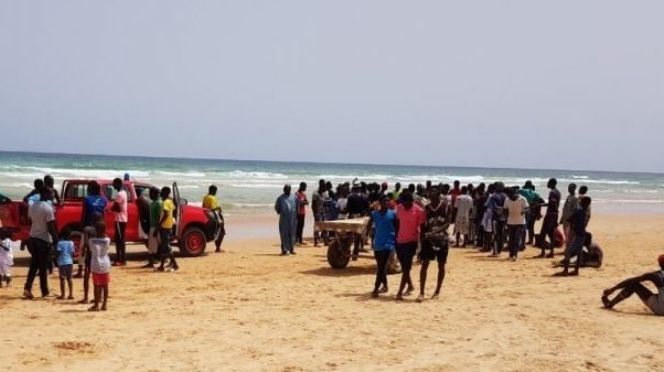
[602,254,664,316]
[417,186,451,302]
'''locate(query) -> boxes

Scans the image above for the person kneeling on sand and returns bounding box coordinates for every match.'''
[602,254,664,316]
[554,233,603,269]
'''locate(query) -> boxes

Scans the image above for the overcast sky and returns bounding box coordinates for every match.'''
[1,1,662,172]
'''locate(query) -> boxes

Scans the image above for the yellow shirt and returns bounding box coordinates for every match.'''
[161,198,175,229]
[202,194,220,210]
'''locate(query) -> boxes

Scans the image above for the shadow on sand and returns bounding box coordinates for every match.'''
[300,265,375,277]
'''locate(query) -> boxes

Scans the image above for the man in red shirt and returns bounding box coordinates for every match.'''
[395,191,425,301]
[295,182,309,246]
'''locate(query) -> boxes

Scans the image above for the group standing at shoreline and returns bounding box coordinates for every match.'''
[1,172,661,317]
[275,177,604,302]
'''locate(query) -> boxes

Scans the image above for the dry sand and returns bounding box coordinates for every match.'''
[2,213,664,371]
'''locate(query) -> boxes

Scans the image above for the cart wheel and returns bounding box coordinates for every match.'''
[387,250,402,274]
[327,237,352,269]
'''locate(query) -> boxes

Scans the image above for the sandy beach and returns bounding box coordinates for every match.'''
[1,213,663,372]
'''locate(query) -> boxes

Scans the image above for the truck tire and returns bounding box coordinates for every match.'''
[327,237,352,269]
[179,227,207,257]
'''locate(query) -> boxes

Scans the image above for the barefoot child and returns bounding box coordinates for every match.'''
[88,221,111,311]
[0,229,14,287]
[56,228,75,299]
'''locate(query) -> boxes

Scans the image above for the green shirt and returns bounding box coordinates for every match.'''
[150,200,163,228]
[518,189,540,205]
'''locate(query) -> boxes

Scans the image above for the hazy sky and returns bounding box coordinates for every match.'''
[1,1,663,172]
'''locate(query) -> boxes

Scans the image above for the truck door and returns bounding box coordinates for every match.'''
[172,182,183,239]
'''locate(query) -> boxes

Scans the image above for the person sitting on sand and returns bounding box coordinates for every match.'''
[88,221,111,311]
[275,184,298,255]
[602,254,664,316]
[417,185,451,302]
[555,197,591,276]
[555,233,603,269]
[367,195,396,298]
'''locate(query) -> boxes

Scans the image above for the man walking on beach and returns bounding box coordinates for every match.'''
[395,191,424,300]
[275,184,298,255]
[23,189,58,299]
[417,186,451,302]
[295,182,308,246]
[367,195,396,298]
[111,178,128,266]
[538,178,561,258]
[560,183,578,249]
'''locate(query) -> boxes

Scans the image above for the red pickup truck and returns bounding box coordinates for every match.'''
[0,179,218,257]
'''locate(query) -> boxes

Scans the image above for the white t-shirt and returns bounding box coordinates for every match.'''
[89,237,111,274]
[28,201,56,242]
[456,195,473,218]
[504,196,528,225]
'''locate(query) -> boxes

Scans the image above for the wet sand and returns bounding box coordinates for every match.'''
[2,213,664,371]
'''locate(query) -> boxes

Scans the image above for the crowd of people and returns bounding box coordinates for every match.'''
[275,177,607,303]
[2,172,662,317]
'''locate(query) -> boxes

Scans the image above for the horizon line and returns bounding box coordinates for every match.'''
[0,149,662,177]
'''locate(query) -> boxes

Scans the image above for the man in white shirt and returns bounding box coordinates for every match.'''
[23,189,59,299]
[503,187,529,261]
[454,187,474,247]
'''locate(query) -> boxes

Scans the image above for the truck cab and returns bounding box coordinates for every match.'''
[0,179,218,257]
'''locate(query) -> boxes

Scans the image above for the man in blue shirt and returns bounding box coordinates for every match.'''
[368,195,396,298]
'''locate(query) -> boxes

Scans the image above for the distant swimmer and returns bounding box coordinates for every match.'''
[602,254,664,316]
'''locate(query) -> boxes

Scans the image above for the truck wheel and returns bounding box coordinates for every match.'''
[327,237,352,269]
[179,227,207,257]
[387,250,401,274]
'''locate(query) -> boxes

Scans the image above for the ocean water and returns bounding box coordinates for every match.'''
[1,151,664,214]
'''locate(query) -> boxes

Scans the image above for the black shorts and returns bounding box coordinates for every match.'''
[419,242,449,263]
